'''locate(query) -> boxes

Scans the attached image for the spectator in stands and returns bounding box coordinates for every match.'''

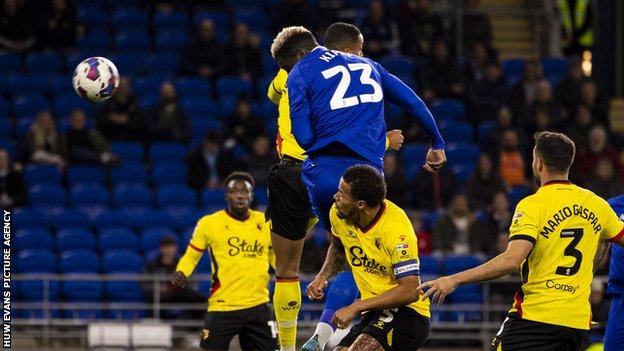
[225,97,264,149]
[419,39,465,101]
[360,0,399,60]
[473,191,512,257]
[529,79,561,125]
[40,0,76,49]
[462,0,492,49]
[463,41,493,83]
[498,129,527,187]
[0,0,35,53]
[432,194,483,255]
[383,153,407,206]
[63,109,119,165]
[148,82,190,143]
[316,0,358,28]
[555,57,585,114]
[181,19,223,79]
[223,23,262,80]
[143,236,205,319]
[411,166,458,210]
[26,110,65,170]
[485,107,520,151]
[467,62,507,121]
[187,132,238,190]
[465,153,506,211]
[566,104,595,153]
[576,125,624,184]
[395,0,444,58]
[242,135,277,187]
[508,59,543,117]
[525,106,556,137]
[580,80,607,123]
[407,210,431,255]
[97,77,143,142]
[0,148,26,208]
[587,157,624,200]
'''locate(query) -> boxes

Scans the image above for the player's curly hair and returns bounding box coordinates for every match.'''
[342,165,386,207]
[324,22,362,51]
[271,26,318,72]
[224,171,255,188]
[534,131,576,174]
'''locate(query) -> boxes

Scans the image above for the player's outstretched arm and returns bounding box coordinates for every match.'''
[307,235,347,300]
[418,239,534,305]
[172,244,204,289]
[332,275,420,329]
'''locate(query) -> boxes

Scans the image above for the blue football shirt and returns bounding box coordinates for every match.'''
[608,195,624,295]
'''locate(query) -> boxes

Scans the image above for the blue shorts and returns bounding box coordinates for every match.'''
[301,155,382,231]
[605,295,624,350]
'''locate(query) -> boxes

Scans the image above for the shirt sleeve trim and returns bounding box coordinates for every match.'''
[189,243,205,252]
[509,235,536,244]
[608,227,624,243]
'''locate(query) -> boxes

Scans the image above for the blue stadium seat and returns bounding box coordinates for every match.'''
[109,52,143,76]
[233,9,269,31]
[175,77,212,99]
[254,186,268,206]
[115,30,151,52]
[439,123,473,144]
[25,165,62,186]
[502,58,524,86]
[451,164,475,185]
[419,255,440,277]
[201,188,226,207]
[137,93,159,110]
[149,142,186,163]
[93,209,131,230]
[0,52,21,73]
[430,99,466,121]
[112,184,153,207]
[28,184,67,207]
[144,53,179,73]
[60,250,104,315]
[9,74,49,94]
[262,52,279,74]
[446,143,480,168]
[194,11,229,29]
[13,208,49,229]
[134,75,166,96]
[26,52,63,73]
[110,141,143,163]
[52,94,94,117]
[103,250,144,273]
[216,77,253,98]
[67,165,105,185]
[60,250,100,273]
[48,75,74,97]
[508,186,531,208]
[155,30,189,51]
[15,228,54,252]
[163,205,198,229]
[0,118,10,138]
[17,250,57,273]
[56,228,96,252]
[153,11,189,30]
[140,227,178,253]
[77,30,113,51]
[77,7,109,27]
[442,255,483,275]
[541,58,568,85]
[152,162,188,186]
[190,117,221,140]
[401,143,427,178]
[380,55,415,77]
[0,139,15,157]
[477,120,495,146]
[131,208,173,230]
[70,184,110,206]
[54,208,92,231]
[112,8,148,29]
[110,162,148,186]
[182,98,216,115]
[98,227,139,251]
[155,184,195,207]
[13,94,49,117]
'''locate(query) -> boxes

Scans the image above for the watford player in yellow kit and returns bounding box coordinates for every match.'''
[171,172,278,351]
[419,132,624,350]
[307,165,430,350]
[266,24,404,351]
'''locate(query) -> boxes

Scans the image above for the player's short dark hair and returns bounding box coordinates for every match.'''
[342,165,386,207]
[324,22,361,50]
[271,26,318,71]
[534,131,576,174]
[224,171,255,189]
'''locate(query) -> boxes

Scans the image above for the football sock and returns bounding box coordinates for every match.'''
[274,277,301,351]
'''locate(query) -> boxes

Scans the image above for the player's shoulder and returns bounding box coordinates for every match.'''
[196,209,225,227]
[381,200,411,226]
[249,210,268,225]
[513,193,542,215]
[272,69,287,88]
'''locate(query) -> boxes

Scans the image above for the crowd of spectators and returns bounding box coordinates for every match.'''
[2,0,622,270]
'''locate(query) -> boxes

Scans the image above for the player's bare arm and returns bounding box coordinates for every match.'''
[594,240,611,273]
[307,235,347,300]
[418,239,534,305]
[333,275,421,329]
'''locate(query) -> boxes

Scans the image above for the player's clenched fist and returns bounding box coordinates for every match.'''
[171,271,188,289]
[306,276,328,300]
[423,148,447,173]
[386,129,404,151]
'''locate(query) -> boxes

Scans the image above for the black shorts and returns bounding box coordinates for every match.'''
[265,158,315,240]
[491,314,587,351]
[337,307,430,350]
[200,303,278,351]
